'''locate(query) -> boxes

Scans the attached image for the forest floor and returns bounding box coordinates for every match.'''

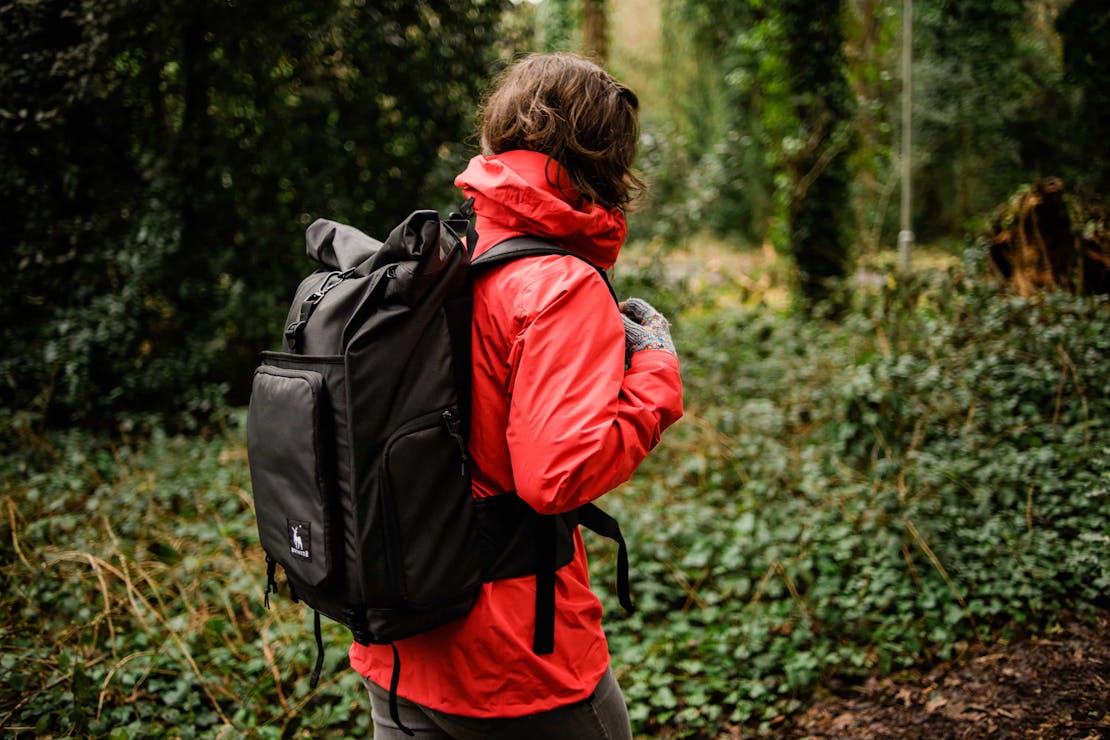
[780,612,1109,739]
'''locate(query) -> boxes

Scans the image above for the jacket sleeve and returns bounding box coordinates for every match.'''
[505,262,684,515]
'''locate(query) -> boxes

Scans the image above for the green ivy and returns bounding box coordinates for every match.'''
[2,252,1107,737]
[598,250,1108,736]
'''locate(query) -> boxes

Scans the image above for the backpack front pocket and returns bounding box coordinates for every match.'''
[247,364,336,587]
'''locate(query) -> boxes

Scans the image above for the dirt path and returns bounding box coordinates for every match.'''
[784,613,1109,738]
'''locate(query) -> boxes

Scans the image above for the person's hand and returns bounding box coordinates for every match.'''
[620,297,676,365]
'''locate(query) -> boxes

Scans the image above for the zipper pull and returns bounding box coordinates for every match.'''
[442,410,469,477]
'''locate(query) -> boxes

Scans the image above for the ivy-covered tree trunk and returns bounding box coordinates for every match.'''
[843,0,900,252]
[776,0,857,307]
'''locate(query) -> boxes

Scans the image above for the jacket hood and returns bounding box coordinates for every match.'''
[454,150,627,270]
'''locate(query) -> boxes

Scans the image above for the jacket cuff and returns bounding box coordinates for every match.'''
[629,348,680,371]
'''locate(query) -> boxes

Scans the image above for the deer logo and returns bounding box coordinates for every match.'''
[289,520,311,560]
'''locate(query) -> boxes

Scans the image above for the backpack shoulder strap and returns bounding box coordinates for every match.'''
[471,236,578,266]
[472,237,618,304]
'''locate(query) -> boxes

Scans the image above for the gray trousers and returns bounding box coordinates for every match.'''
[366,667,634,740]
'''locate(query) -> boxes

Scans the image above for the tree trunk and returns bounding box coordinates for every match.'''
[778,0,856,308]
[986,177,1110,295]
[582,0,608,62]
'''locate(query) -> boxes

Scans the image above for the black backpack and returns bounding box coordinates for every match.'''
[245,204,632,714]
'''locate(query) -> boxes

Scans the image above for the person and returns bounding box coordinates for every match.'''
[349,52,684,740]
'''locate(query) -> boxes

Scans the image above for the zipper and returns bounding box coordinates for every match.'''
[442,409,469,477]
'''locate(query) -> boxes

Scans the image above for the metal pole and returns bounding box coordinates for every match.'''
[897,0,914,272]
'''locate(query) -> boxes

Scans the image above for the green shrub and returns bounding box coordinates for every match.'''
[598,253,1108,736]
[2,252,1106,737]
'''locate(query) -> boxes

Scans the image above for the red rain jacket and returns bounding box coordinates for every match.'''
[349,150,684,717]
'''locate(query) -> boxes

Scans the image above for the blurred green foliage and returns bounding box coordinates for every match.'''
[1056,0,1110,195]
[2,0,1109,427]
[0,0,506,428]
[913,0,1044,239]
[646,0,1109,250]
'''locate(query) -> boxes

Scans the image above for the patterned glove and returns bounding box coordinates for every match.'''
[621,297,676,365]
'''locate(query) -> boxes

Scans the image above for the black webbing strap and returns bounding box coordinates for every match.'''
[533,515,558,654]
[263,556,278,609]
[466,209,479,255]
[446,197,479,255]
[578,503,635,614]
[309,610,325,689]
[530,504,634,655]
[388,643,414,736]
[449,196,617,304]
[285,268,357,353]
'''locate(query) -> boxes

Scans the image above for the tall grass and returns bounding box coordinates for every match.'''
[1,431,366,737]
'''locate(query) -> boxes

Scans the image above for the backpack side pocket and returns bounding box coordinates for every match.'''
[247,364,335,587]
[379,407,481,610]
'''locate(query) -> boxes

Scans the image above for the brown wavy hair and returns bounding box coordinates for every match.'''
[479,53,644,210]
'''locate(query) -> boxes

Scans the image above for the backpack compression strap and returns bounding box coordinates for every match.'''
[285,267,359,353]
[529,504,634,654]
[577,503,634,614]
